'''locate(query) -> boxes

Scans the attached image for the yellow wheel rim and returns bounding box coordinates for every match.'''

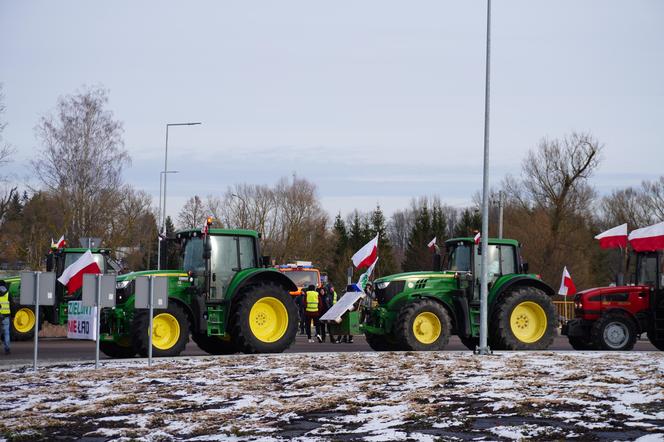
[412,312,442,344]
[151,313,180,350]
[510,301,547,343]
[13,307,35,334]
[249,296,289,343]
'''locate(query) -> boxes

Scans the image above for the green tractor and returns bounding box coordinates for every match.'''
[1,246,121,341]
[101,226,299,358]
[360,237,557,351]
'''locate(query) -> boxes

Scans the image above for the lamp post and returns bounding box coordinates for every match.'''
[231,193,247,228]
[158,122,201,270]
[157,170,179,270]
[478,0,492,355]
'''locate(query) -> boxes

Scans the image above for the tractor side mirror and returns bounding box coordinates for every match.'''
[260,256,271,268]
[522,262,529,274]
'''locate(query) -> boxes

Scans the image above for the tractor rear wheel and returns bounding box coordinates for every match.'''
[192,333,238,355]
[230,283,298,354]
[132,303,190,357]
[100,339,137,358]
[491,286,556,350]
[10,306,38,341]
[365,332,400,351]
[590,313,637,351]
[395,299,451,351]
[646,331,664,351]
[568,336,595,351]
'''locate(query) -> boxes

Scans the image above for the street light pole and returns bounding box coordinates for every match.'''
[158,122,201,270]
[157,170,179,270]
[478,0,492,355]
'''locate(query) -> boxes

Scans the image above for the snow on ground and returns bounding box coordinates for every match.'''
[0,351,663,441]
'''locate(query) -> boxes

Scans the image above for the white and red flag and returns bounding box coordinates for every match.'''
[474,232,481,245]
[628,221,664,252]
[57,250,101,293]
[51,235,66,249]
[595,224,628,249]
[352,234,379,269]
[427,237,437,251]
[558,266,577,297]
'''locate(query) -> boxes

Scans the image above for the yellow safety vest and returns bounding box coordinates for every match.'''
[0,291,10,315]
[305,290,319,313]
[332,290,337,305]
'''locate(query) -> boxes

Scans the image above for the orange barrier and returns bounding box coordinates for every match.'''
[553,300,575,325]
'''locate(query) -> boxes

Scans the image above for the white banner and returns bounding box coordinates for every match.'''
[67,301,97,340]
[320,291,365,323]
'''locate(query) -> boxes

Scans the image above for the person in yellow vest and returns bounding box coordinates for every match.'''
[304,284,323,343]
[0,284,10,355]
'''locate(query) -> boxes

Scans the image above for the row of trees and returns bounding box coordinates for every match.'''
[1,84,663,293]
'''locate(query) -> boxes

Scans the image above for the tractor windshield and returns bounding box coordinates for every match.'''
[445,244,472,272]
[637,251,662,287]
[63,252,105,273]
[183,237,205,273]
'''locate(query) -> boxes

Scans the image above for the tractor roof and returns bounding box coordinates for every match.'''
[445,237,520,247]
[176,228,259,238]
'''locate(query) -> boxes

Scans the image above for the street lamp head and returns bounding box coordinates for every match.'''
[167,122,202,127]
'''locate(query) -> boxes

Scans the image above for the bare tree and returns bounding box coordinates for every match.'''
[0,84,17,222]
[31,86,129,240]
[600,187,652,229]
[177,195,206,229]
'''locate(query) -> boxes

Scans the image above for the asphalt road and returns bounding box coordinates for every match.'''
[1,333,659,366]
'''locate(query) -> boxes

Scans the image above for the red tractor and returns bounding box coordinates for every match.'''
[562,250,664,351]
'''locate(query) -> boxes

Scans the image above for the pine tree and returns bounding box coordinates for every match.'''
[402,204,433,272]
[164,216,179,269]
[331,213,351,289]
[454,208,482,238]
[370,205,397,277]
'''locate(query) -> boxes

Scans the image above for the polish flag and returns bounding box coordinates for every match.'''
[427,237,437,251]
[628,221,664,252]
[51,235,66,249]
[594,224,628,249]
[558,266,577,297]
[57,250,101,293]
[352,234,379,269]
[474,232,481,245]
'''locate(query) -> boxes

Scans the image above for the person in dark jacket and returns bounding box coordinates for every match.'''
[322,283,338,343]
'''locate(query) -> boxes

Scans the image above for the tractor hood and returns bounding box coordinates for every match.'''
[574,285,650,300]
[373,271,458,306]
[115,270,189,289]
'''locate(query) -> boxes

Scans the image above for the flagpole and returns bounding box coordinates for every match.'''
[478,0,492,355]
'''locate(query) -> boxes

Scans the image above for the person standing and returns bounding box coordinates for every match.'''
[323,283,338,343]
[304,284,323,343]
[0,284,10,355]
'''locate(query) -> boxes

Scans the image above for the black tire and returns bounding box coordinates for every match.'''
[132,303,190,357]
[646,331,664,351]
[230,283,298,354]
[100,340,137,358]
[192,332,238,355]
[459,336,479,351]
[590,312,637,351]
[491,286,556,350]
[10,306,38,341]
[395,299,451,351]
[365,332,400,351]
[568,336,596,351]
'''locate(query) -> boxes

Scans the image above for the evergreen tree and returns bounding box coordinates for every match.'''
[348,210,371,251]
[370,205,397,277]
[331,213,351,289]
[454,208,482,238]
[164,216,180,269]
[431,203,447,243]
[402,204,433,272]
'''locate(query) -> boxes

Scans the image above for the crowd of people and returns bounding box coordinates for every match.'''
[294,283,354,344]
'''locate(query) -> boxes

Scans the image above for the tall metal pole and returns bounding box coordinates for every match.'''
[148,276,154,367]
[157,171,163,270]
[478,0,492,355]
[498,190,504,239]
[33,272,40,372]
[95,274,101,369]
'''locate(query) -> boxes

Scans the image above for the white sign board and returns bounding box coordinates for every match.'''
[320,291,365,323]
[67,301,97,340]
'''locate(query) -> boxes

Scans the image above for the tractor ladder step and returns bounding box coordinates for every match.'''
[206,305,225,336]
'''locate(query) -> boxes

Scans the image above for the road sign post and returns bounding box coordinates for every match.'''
[82,274,116,369]
[135,276,168,367]
[20,271,56,371]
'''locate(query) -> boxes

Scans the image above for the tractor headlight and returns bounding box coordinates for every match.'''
[376,281,390,290]
[116,280,131,290]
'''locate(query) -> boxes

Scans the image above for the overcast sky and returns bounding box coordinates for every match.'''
[1,1,662,221]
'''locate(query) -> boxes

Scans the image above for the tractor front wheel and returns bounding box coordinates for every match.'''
[491,287,556,350]
[132,303,190,357]
[591,313,637,351]
[395,299,451,351]
[11,307,38,341]
[192,333,238,355]
[230,283,298,354]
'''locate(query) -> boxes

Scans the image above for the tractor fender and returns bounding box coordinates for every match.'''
[601,307,644,333]
[490,276,555,315]
[229,270,298,301]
